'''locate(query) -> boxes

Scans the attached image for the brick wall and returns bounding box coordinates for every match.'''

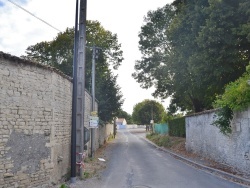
[0,52,113,187]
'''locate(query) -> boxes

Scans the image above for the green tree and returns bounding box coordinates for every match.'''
[116,109,133,124]
[22,21,124,122]
[214,64,250,111]
[132,100,165,125]
[133,0,250,113]
[212,63,250,135]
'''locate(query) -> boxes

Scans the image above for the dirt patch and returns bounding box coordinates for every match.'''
[83,142,110,179]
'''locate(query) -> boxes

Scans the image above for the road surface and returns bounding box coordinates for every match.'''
[76,128,247,188]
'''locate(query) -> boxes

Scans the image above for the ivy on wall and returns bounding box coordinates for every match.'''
[213,64,250,135]
[212,106,233,135]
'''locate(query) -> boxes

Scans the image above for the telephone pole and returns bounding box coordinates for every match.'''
[90,46,96,158]
[90,46,101,158]
[71,0,87,183]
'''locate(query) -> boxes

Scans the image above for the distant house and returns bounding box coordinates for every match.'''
[116,118,127,129]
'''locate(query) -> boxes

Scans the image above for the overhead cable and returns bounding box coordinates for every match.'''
[7,0,62,32]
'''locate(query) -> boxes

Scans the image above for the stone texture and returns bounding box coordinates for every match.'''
[0,52,114,187]
[186,109,250,175]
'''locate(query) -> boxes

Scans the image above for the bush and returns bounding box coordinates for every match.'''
[168,117,185,137]
[213,64,250,135]
[146,133,171,147]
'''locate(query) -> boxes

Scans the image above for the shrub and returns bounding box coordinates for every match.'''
[146,133,171,147]
[168,117,185,137]
[213,64,250,135]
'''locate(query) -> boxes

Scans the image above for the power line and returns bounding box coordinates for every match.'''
[7,0,62,32]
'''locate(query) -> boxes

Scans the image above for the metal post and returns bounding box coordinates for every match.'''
[91,46,96,158]
[70,0,79,183]
[151,102,154,133]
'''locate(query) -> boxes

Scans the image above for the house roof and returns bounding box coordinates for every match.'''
[116,118,125,123]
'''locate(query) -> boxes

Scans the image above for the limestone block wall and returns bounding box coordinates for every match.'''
[186,109,250,175]
[85,123,114,156]
[0,52,73,187]
[98,123,114,146]
[0,52,109,187]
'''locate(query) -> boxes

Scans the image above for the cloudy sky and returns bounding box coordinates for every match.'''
[0,0,173,114]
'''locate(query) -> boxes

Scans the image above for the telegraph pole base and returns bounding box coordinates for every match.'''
[70,177,76,184]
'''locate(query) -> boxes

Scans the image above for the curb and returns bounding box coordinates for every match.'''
[141,136,250,187]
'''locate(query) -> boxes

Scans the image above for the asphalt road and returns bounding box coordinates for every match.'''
[80,128,247,188]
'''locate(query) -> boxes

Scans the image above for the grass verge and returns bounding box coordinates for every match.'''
[146,132,185,151]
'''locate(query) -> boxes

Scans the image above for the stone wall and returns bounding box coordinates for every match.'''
[0,52,113,187]
[186,109,250,175]
[89,123,114,154]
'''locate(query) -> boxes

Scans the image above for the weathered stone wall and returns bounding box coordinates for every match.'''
[0,52,113,187]
[186,109,250,175]
[85,123,114,156]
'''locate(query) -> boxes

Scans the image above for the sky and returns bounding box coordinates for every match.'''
[0,0,173,114]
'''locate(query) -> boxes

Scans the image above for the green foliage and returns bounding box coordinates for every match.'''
[132,99,165,125]
[133,0,250,113]
[146,133,171,147]
[214,69,250,111]
[22,21,124,123]
[83,171,90,179]
[60,184,68,188]
[212,106,233,135]
[116,109,133,124]
[213,65,250,134]
[168,117,185,137]
[146,133,186,148]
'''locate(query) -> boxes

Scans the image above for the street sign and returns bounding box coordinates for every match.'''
[89,116,99,128]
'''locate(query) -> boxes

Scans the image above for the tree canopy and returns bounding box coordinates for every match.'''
[22,20,124,122]
[116,109,133,124]
[132,100,165,125]
[133,0,250,113]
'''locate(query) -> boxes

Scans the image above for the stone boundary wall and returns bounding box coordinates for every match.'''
[0,52,113,187]
[186,109,250,175]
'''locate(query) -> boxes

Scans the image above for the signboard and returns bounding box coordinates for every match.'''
[89,116,99,128]
[150,120,154,124]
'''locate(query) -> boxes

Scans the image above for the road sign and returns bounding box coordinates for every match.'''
[89,116,99,128]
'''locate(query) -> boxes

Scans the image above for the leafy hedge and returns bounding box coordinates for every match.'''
[168,117,185,137]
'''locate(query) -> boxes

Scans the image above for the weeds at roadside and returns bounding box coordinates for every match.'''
[146,133,184,148]
[60,184,68,188]
[83,171,90,179]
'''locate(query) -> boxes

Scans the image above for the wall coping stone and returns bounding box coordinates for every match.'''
[0,51,72,82]
[185,108,218,117]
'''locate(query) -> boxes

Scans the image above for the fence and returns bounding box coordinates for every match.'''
[154,123,169,134]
